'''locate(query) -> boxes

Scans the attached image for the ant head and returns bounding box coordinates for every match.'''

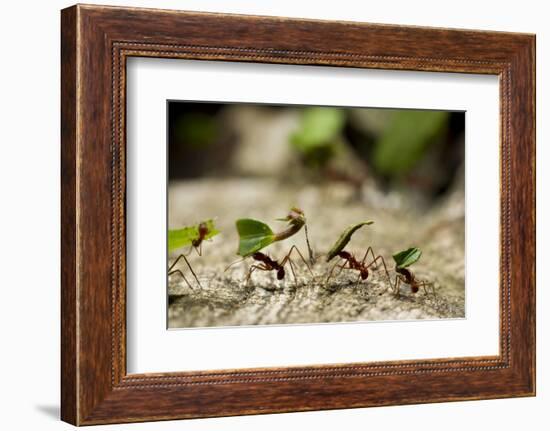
[411,284,419,293]
[360,269,369,280]
[277,267,285,280]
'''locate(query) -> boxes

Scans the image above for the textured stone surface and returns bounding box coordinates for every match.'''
[167,178,465,328]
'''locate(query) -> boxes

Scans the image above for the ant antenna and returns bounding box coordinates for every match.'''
[224,257,246,272]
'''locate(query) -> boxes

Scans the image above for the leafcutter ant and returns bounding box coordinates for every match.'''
[391,247,435,297]
[324,221,392,289]
[227,207,314,288]
[167,219,220,290]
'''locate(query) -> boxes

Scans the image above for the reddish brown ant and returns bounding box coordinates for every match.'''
[190,222,209,256]
[391,247,435,298]
[324,222,392,289]
[392,266,435,297]
[168,220,220,290]
[245,246,314,287]
[325,247,392,289]
[226,208,315,288]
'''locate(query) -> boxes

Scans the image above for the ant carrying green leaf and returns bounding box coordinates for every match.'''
[324,221,392,289]
[167,219,220,290]
[391,247,435,297]
[227,207,314,287]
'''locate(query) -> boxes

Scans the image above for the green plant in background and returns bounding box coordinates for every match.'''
[167,219,220,290]
[373,110,449,177]
[290,107,346,168]
[392,247,435,296]
[324,221,392,289]
[175,112,218,149]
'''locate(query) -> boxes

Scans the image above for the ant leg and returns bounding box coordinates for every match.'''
[179,254,203,289]
[168,269,194,290]
[188,244,200,257]
[324,259,347,286]
[361,247,378,269]
[245,264,269,286]
[282,246,315,279]
[357,246,382,271]
[417,281,436,297]
[169,254,201,289]
[168,254,186,273]
[352,270,364,290]
[365,254,393,291]
[356,247,393,292]
[304,223,316,265]
[224,257,246,272]
[286,258,299,288]
[390,275,405,298]
[245,265,260,285]
[359,247,389,279]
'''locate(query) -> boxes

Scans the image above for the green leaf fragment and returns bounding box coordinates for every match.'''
[392,247,422,269]
[326,221,374,262]
[236,219,276,257]
[168,219,219,252]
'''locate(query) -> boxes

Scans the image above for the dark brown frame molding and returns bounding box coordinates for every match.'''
[61,4,536,425]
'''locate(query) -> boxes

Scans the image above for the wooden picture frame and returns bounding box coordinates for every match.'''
[61,4,535,425]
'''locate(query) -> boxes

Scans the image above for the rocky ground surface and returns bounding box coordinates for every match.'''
[167,178,465,328]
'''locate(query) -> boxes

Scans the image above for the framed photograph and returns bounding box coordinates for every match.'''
[61,4,535,425]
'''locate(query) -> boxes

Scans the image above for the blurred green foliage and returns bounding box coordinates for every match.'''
[290,107,346,168]
[372,110,449,176]
[175,112,218,149]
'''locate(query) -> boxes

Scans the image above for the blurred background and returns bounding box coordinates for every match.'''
[168,102,465,206]
[167,101,466,327]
